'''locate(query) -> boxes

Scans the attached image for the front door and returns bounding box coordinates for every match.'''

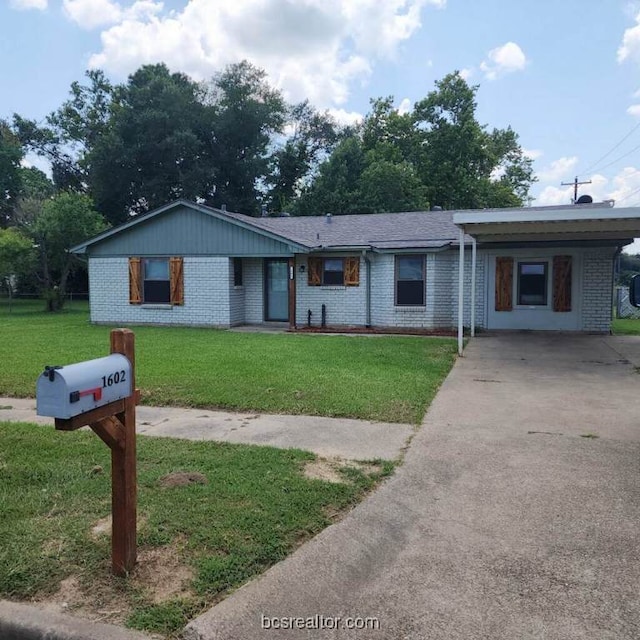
[265,259,289,321]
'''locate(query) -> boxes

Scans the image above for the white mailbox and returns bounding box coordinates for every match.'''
[36,354,132,419]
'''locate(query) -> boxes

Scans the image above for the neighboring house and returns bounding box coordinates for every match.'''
[71,199,640,335]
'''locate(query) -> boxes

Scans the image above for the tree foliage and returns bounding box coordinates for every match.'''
[32,192,107,310]
[295,72,535,215]
[0,121,24,227]
[10,66,534,224]
[0,227,35,308]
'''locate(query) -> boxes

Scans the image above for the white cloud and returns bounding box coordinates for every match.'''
[627,104,640,117]
[63,0,123,29]
[20,153,53,178]
[327,108,364,127]
[480,41,527,80]
[523,148,543,161]
[459,67,473,81]
[63,0,162,30]
[86,0,442,107]
[618,11,640,63]
[397,97,412,115]
[10,0,47,9]
[536,156,578,183]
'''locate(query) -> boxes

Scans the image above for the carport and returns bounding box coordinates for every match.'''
[453,201,640,355]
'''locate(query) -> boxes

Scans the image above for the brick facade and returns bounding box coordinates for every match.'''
[580,249,616,332]
[88,246,615,332]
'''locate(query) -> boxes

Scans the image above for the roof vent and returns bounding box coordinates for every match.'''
[575,194,593,204]
[325,213,332,224]
[221,204,227,212]
[431,205,443,211]
[261,204,268,217]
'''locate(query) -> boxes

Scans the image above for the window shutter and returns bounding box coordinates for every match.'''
[308,258,322,286]
[128,257,142,304]
[344,257,360,286]
[495,257,513,311]
[169,257,184,305]
[553,255,572,312]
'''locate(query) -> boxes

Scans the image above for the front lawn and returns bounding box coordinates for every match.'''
[0,299,457,424]
[0,421,393,636]
[612,317,640,335]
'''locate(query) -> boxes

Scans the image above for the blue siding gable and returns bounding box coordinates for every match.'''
[82,203,304,257]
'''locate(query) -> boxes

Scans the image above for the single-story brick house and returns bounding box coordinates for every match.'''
[71,199,640,345]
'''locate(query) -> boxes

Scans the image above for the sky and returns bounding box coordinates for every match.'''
[3,0,640,250]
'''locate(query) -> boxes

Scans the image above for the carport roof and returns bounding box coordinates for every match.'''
[453,201,640,244]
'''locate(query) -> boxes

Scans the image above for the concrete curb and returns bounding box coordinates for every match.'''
[0,601,153,640]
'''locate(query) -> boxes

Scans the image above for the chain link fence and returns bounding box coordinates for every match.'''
[615,286,640,319]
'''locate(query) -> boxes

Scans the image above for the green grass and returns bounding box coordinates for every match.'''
[0,299,457,424]
[612,317,640,335]
[0,421,394,636]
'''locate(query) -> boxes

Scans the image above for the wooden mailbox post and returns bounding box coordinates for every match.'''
[52,329,138,576]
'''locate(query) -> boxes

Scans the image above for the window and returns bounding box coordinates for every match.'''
[308,257,360,286]
[322,258,344,285]
[233,257,243,287]
[396,256,425,306]
[517,262,548,306]
[143,258,170,303]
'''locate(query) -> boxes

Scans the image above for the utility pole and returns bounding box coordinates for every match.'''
[561,176,592,203]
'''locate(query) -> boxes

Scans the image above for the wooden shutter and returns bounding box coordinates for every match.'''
[169,257,184,305]
[344,257,360,286]
[128,257,141,304]
[553,255,572,312]
[308,257,322,286]
[495,257,513,311]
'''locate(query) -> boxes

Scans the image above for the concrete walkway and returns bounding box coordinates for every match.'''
[184,333,640,640]
[0,398,412,461]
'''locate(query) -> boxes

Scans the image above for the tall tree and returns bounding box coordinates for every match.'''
[32,192,107,311]
[413,72,534,209]
[268,101,342,212]
[89,64,214,223]
[209,61,287,214]
[0,121,23,227]
[291,72,535,214]
[0,228,35,310]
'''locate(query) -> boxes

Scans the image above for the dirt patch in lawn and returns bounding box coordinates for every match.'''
[303,458,384,484]
[159,471,208,488]
[304,459,346,483]
[34,540,194,629]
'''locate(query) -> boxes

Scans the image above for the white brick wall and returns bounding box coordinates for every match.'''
[295,255,367,327]
[449,251,486,329]
[89,257,232,326]
[88,247,614,332]
[243,258,264,324]
[581,249,615,332]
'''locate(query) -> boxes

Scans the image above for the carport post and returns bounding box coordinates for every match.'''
[470,237,476,338]
[457,228,464,356]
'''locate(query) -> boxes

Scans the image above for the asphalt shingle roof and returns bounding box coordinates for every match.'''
[224,210,466,250]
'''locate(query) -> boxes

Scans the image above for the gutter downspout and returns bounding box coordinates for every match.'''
[458,228,465,356]
[470,237,477,337]
[364,250,372,327]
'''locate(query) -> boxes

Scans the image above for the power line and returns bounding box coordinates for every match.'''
[588,140,640,175]
[616,184,640,204]
[579,120,640,176]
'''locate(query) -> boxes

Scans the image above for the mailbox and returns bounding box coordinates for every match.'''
[36,354,132,419]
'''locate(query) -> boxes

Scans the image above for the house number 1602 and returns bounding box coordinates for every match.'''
[102,370,126,388]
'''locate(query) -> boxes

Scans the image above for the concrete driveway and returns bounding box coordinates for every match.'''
[185,334,640,640]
